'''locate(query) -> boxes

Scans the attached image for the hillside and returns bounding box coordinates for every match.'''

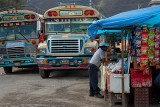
[27,0,151,17]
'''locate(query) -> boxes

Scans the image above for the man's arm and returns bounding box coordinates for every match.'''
[101,58,106,65]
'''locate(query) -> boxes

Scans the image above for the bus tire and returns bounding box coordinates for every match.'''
[39,69,50,78]
[3,67,12,74]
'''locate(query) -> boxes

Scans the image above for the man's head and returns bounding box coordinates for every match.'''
[99,42,110,51]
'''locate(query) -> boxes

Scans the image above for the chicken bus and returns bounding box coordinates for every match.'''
[37,1,105,78]
[0,9,42,74]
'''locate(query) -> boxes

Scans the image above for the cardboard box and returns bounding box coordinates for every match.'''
[133,56,140,70]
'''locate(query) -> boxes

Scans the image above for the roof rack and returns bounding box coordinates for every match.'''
[0,5,45,15]
[56,0,106,18]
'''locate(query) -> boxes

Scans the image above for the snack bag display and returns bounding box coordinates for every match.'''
[147,28,156,66]
[136,56,141,64]
[143,67,149,75]
[155,28,160,69]
[148,53,156,66]
[155,50,159,58]
[135,27,142,64]
[155,42,160,49]
[136,38,141,47]
[135,26,141,39]
[141,26,148,45]
[148,49,154,55]
[148,28,155,50]
[148,28,155,41]
[148,42,155,50]
[136,48,141,56]
[155,29,160,49]
[140,58,148,71]
[141,45,148,56]
[141,34,148,45]
[142,26,148,34]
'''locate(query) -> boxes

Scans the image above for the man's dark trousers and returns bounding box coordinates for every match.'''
[88,63,100,95]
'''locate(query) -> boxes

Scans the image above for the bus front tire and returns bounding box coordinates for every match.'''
[39,69,50,78]
[3,67,12,74]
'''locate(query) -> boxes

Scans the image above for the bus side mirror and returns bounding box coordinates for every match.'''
[38,30,41,37]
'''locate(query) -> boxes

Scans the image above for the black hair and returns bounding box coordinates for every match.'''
[100,46,108,49]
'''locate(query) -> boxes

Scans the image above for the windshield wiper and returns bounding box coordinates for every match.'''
[16,27,29,42]
[18,32,29,42]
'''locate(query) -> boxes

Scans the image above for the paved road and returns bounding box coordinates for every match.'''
[0,67,108,107]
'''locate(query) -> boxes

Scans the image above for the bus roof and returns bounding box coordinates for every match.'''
[0,10,42,22]
[56,0,105,17]
[44,5,105,19]
[0,5,45,15]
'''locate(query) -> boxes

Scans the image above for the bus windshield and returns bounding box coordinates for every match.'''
[71,23,90,33]
[0,27,7,40]
[46,23,71,33]
[0,22,38,41]
[45,18,97,33]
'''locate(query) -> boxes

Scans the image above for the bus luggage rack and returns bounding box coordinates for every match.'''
[56,0,106,18]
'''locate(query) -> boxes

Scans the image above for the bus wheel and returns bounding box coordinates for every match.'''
[3,67,12,74]
[39,69,50,78]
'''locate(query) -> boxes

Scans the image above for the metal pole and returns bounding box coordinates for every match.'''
[125,34,126,53]
[43,20,45,39]
[121,30,125,107]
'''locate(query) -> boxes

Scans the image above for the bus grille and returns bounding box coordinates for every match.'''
[7,47,25,54]
[50,39,81,53]
[9,54,25,59]
[7,47,25,59]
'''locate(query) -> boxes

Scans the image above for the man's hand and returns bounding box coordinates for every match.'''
[101,58,106,64]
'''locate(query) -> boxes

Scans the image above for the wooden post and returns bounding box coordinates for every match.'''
[121,30,125,107]
[125,34,126,53]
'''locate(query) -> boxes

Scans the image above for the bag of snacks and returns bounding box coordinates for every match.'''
[148,54,156,66]
[141,34,148,45]
[143,67,149,75]
[141,45,148,56]
[136,38,141,47]
[140,58,148,71]
[135,26,141,39]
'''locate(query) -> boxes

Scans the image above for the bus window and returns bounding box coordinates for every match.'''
[46,23,70,33]
[16,24,38,40]
[0,27,7,40]
[6,27,15,40]
[71,24,89,33]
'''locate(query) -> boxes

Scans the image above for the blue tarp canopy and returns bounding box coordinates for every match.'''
[88,5,160,39]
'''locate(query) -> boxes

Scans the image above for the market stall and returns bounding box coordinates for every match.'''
[88,5,160,107]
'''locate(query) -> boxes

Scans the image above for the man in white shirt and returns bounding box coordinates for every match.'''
[88,42,109,98]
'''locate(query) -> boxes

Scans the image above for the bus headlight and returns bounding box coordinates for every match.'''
[0,55,3,60]
[85,48,93,54]
[30,53,37,58]
[37,48,46,54]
